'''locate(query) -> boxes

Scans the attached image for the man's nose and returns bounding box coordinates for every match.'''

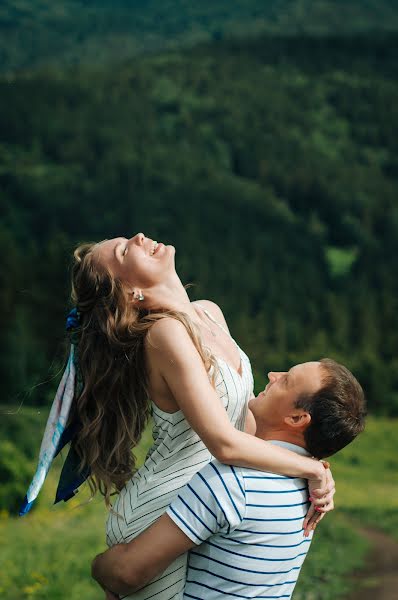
[268,371,282,383]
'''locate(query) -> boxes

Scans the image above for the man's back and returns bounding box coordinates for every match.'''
[167,442,313,599]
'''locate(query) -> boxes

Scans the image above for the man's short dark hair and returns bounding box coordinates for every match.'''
[295,358,366,458]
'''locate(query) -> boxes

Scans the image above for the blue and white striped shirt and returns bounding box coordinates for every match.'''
[167,441,313,599]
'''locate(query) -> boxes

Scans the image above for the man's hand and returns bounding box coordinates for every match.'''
[92,546,131,596]
[96,575,120,599]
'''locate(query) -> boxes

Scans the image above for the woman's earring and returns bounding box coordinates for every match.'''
[133,290,145,301]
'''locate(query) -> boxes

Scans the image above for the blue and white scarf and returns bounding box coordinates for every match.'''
[19,311,90,516]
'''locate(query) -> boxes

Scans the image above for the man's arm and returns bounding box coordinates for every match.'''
[92,514,195,595]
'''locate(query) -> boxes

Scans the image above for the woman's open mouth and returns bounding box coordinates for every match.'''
[153,242,165,255]
[150,241,158,255]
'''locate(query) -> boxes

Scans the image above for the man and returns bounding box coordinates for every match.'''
[92,358,366,599]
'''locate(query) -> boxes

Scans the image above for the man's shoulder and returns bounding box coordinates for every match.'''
[196,459,244,483]
[190,460,247,501]
[236,466,307,489]
[198,461,304,487]
[190,461,308,506]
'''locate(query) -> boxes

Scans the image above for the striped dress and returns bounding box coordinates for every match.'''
[105,307,254,600]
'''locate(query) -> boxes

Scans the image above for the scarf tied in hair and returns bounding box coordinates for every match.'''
[19,311,90,516]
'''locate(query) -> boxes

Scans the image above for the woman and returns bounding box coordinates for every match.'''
[70,232,333,599]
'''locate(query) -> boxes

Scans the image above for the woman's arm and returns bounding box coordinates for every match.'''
[146,318,326,484]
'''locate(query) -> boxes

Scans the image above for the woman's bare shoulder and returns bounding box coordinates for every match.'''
[192,299,230,332]
[145,316,189,349]
[144,316,205,377]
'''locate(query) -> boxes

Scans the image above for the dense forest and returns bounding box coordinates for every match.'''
[2,0,398,72]
[1,32,398,414]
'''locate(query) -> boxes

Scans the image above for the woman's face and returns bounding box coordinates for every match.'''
[92,233,175,289]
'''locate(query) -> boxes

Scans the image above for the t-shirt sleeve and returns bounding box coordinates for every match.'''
[166,461,246,545]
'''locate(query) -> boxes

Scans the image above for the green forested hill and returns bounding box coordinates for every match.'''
[1,0,398,71]
[1,34,397,413]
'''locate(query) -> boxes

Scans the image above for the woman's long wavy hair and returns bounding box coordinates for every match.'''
[68,242,217,511]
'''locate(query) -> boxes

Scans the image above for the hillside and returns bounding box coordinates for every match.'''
[1,0,398,71]
[1,33,397,413]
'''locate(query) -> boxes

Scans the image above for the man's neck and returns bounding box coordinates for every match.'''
[255,427,307,450]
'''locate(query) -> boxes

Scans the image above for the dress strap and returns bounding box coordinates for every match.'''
[194,303,231,338]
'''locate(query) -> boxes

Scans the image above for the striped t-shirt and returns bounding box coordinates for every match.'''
[166,441,313,600]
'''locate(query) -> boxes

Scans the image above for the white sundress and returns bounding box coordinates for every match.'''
[105,307,254,599]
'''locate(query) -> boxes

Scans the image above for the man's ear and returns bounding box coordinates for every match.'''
[284,411,311,431]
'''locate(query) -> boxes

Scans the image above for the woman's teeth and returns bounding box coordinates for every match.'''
[150,241,158,256]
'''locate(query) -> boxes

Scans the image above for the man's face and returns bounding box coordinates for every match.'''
[249,362,323,433]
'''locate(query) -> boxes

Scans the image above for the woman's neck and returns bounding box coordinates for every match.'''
[145,272,198,320]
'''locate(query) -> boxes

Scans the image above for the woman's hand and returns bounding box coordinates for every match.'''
[303,461,335,536]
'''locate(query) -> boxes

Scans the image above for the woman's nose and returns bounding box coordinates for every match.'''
[133,232,145,245]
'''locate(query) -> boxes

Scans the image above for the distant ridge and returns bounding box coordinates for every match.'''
[1,0,398,72]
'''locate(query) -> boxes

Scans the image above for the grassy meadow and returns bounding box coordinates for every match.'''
[0,410,396,599]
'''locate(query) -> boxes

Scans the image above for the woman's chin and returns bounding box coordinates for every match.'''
[167,245,176,261]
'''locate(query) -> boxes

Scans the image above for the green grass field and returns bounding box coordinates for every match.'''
[0,411,396,599]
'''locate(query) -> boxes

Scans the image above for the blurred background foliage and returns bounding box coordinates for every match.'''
[1,33,397,414]
[1,0,398,72]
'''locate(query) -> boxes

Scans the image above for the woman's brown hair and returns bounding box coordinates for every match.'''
[68,242,217,510]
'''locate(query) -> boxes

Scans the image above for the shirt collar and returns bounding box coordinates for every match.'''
[267,439,311,457]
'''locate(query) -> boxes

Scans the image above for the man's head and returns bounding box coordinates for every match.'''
[249,358,366,458]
